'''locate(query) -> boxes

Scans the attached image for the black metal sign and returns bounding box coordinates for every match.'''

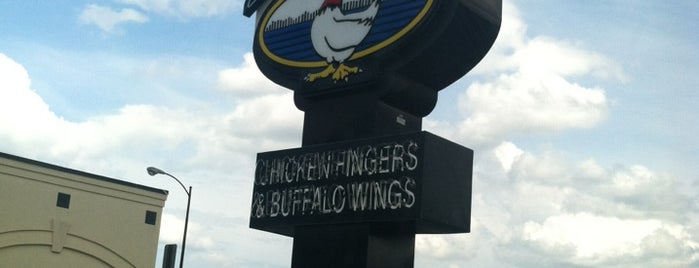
[250,131,473,236]
[251,0,502,116]
[244,1,500,267]
[243,0,264,17]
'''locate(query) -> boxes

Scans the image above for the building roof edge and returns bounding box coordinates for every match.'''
[0,151,169,196]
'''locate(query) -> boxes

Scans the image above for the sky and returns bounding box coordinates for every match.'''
[1,0,698,267]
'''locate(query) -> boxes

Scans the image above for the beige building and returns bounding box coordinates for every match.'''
[0,152,168,267]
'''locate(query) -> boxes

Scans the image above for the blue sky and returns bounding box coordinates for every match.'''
[1,0,698,267]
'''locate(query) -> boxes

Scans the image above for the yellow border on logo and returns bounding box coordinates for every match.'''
[258,0,434,68]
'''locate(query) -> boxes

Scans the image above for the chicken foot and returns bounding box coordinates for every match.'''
[305,64,336,82]
[332,63,360,82]
[305,63,361,83]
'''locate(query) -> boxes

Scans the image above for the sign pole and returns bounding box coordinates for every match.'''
[244,0,502,267]
[292,100,421,268]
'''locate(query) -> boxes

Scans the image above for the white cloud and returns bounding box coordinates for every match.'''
[0,50,294,177]
[407,137,698,268]
[0,53,68,152]
[0,51,300,267]
[416,220,483,261]
[470,2,626,82]
[0,51,300,169]
[217,53,287,97]
[514,37,626,81]
[439,1,626,147]
[225,92,302,141]
[159,213,186,244]
[523,213,659,259]
[79,4,148,34]
[119,0,239,18]
[416,139,697,268]
[493,141,524,172]
[522,213,698,267]
[478,142,699,267]
[457,70,607,145]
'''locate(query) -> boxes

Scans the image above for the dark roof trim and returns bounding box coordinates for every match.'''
[1,152,168,195]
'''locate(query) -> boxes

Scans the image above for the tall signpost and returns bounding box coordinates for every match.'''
[244,0,502,267]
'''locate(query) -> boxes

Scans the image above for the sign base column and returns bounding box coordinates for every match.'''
[292,223,415,268]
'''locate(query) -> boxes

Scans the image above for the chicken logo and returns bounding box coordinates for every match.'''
[255,0,433,84]
[306,0,379,82]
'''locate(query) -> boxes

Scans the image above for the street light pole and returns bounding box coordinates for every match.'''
[181,186,191,268]
[147,166,191,268]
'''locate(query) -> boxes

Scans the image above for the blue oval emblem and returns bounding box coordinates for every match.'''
[258,0,433,78]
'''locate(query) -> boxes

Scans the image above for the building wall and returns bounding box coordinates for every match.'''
[0,153,168,268]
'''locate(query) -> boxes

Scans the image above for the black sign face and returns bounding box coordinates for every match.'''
[253,137,420,218]
[251,0,502,116]
[243,0,264,17]
[250,131,474,236]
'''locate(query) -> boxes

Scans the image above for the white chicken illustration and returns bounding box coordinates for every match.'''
[306,0,380,82]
